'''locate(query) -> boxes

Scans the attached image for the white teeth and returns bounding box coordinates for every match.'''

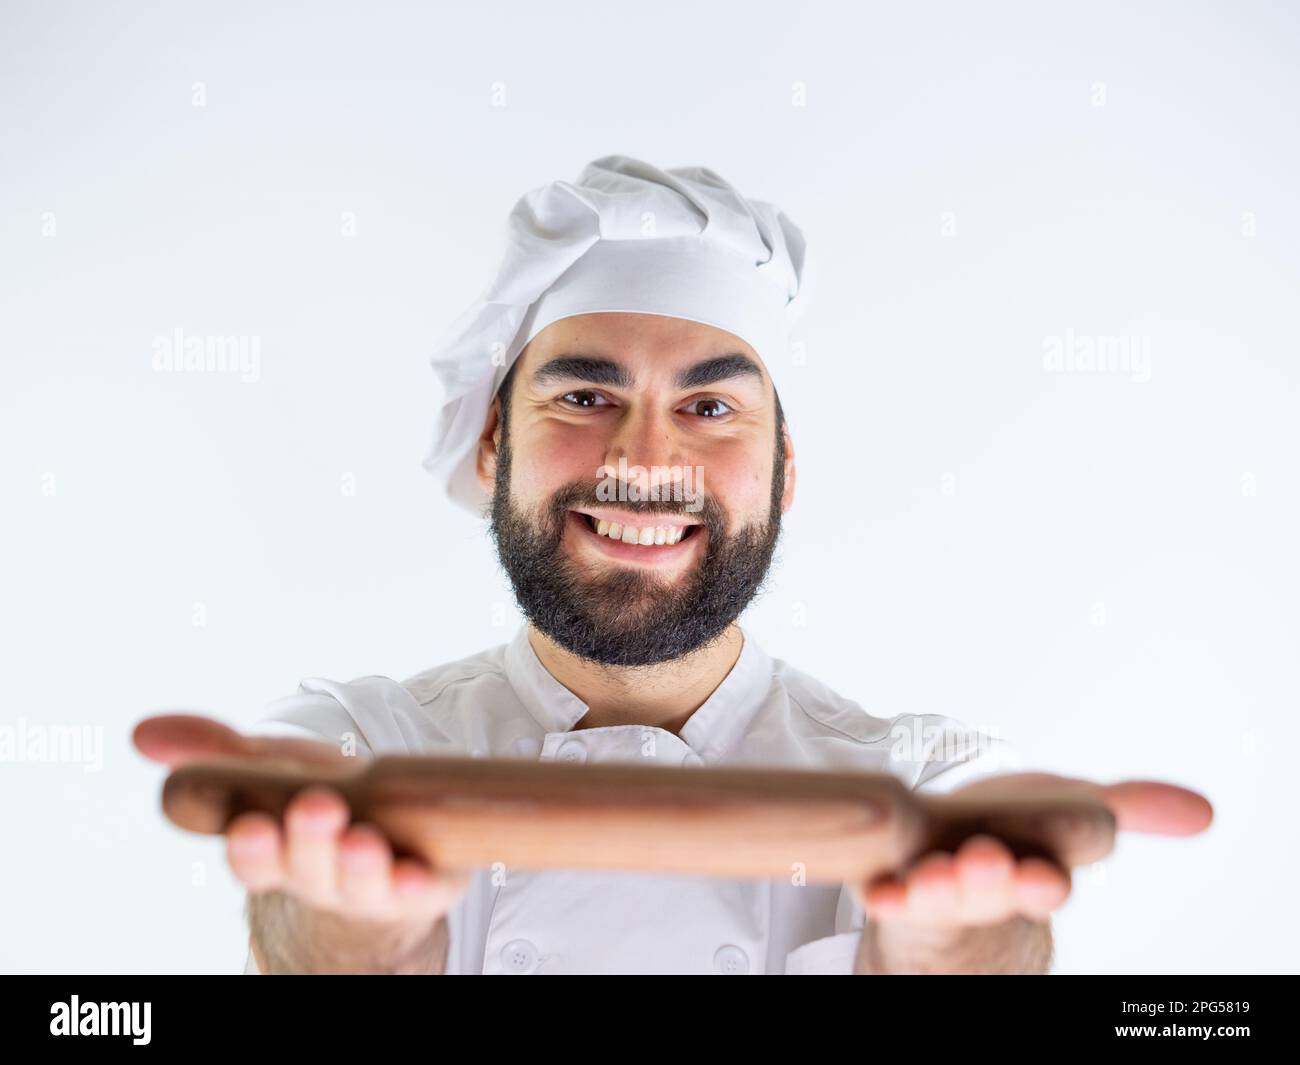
[582,514,692,547]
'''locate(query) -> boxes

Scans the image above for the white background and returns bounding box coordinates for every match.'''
[2,0,1296,974]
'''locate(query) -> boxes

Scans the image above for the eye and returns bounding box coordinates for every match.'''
[682,397,733,418]
[559,390,612,409]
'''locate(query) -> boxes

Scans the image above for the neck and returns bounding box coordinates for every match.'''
[526,622,745,735]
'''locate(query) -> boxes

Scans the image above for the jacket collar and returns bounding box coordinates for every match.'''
[503,622,774,765]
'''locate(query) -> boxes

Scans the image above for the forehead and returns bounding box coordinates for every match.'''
[517,312,771,383]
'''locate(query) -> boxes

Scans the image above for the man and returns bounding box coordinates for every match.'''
[134,156,1212,975]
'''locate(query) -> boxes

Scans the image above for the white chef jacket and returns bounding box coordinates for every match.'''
[240,623,1018,975]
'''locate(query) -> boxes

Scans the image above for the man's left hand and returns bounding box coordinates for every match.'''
[854,773,1212,926]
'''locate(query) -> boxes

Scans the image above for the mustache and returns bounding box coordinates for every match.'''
[545,482,722,524]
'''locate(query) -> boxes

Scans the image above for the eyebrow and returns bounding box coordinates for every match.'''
[531,353,764,391]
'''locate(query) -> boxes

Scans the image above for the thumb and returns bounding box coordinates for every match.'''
[132,714,253,768]
[951,772,1214,837]
[1100,780,1214,836]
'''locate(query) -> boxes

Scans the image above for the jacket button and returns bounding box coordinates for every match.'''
[713,944,750,974]
[557,738,587,763]
[500,939,539,973]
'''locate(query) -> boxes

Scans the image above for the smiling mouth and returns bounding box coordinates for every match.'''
[569,509,703,549]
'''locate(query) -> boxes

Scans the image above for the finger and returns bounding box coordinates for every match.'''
[133,714,253,767]
[387,860,473,924]
[391,858,454,920]
[952,773,1214,837]
[337,823,391,913]
[1100,781,1214,836]
[391,857,441,898]
[246,734,352,767]
[392,860,475,917]
[226,811,285,893]
[954,834,1015,924]
[902,852,959,924]
[283,787,350,907]
[1013,856,1071,921]
[857,875,907,921]
[134,713,352,771]
[433,865,474,903]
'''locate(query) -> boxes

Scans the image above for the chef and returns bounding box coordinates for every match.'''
[133,155,1212,975]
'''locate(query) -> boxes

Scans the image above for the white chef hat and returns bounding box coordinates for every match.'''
[422,154,815,516]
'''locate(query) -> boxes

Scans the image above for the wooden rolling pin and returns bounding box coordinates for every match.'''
[162,754,1116,884]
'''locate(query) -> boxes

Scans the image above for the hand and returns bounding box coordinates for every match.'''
[133,714,472,927]
[850,773,1213,928]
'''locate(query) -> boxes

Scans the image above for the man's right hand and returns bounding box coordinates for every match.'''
[133,714,472,970]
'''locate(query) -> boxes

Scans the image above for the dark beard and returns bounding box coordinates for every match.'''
[488,440,784,668]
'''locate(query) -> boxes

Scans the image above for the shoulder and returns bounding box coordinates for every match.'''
[771,655,895,744]
[399,641,510,707]
[250,641,513,756]
[766,654,1020,791]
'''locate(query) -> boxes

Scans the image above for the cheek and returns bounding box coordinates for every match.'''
[510,422,606,503]
[695,441,774,523]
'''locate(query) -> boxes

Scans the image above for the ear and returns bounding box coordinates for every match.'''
[779,420,796,513]
[475,397,504,497]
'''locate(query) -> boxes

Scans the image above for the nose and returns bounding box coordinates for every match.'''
[600,406,687,502]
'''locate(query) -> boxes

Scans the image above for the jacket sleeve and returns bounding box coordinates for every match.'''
[912,730,1023,794]
[242,671,445,757]
[238,676,424,973]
